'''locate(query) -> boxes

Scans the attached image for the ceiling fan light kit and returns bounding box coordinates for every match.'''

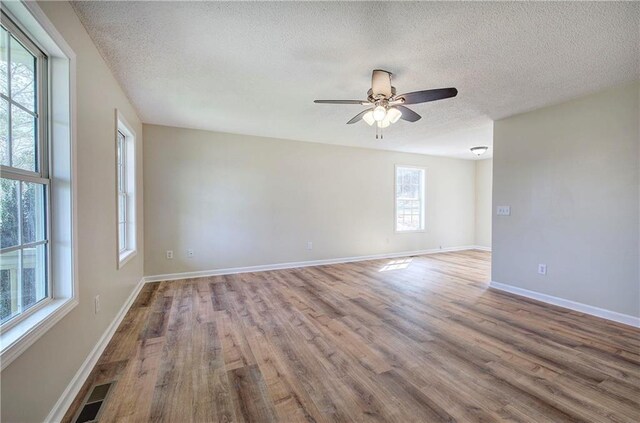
[363,105,402,128]
[314,69,458,139]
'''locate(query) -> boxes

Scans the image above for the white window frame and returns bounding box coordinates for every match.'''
[1,9,51,332]
[116,110,136,268]
[394,165,426,233]
[0,0,77,371]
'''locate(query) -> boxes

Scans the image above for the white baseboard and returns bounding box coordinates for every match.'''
[144,245,480,283]
[489,281,640,328]
[45,277,146,423]
[472,245,492,252]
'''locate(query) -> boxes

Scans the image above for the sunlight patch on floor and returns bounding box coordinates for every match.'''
[379,257,413,272]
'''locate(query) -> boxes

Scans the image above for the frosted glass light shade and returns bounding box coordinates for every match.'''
[362,110,375,126]
[387,107,402,123]
[373,105,387,121]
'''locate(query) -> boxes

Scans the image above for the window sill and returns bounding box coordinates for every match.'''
[0,297,78,370]
[118,249,137,269]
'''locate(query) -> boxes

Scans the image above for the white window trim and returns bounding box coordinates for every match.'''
[0,0,78,371]
[0,11,50,333]
[115,110,136,268]
[394,164,426,233]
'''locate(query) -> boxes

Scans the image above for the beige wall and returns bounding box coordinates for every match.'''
[143,124,477,276]
[493,81,639,318]
[0,2,144,422]
[474,158,492,248]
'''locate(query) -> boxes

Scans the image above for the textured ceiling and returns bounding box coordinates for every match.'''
[72,1,639,159]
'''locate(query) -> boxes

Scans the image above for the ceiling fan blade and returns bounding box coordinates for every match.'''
[314,100,367,105]
[396,105,421,122]
[347,108,372,124]
[396,87,458,105]
[371,69,392,98]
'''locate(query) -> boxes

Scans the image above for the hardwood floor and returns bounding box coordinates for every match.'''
[63,250,640,422]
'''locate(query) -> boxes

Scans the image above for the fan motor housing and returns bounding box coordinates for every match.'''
[368,87,396,102]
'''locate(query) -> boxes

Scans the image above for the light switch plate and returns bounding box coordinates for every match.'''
[497,206,511,216]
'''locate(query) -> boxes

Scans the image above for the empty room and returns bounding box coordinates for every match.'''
[0,1,638,422]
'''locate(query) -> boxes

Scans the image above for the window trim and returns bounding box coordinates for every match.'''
[0,0,77,371]
[394,164,426,233]
[115,109,136,268]
[1,9,52,332]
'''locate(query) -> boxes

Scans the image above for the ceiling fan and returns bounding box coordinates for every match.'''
[314,69,457,138]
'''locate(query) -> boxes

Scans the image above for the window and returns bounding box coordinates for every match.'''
[117,130,126,253]
[0,1,76,371]
[395,165,425,232]
[1,13,49,327]
[116,112,136,267]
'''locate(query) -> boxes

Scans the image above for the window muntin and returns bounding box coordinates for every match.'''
[0,14,49,327]
[395,166,425,232]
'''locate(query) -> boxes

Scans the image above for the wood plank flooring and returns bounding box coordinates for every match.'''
[62,251,640,422]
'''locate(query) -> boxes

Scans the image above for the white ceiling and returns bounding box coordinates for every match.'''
[72,1,639,160]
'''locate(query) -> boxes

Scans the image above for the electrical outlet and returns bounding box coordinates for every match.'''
[538,264,547,275]
[307,241,313,250]
[187,249,194,258]
[94,295,100,314]
[166,250,173,259]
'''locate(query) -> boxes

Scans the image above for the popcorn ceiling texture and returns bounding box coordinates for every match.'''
[71,1,639,159]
